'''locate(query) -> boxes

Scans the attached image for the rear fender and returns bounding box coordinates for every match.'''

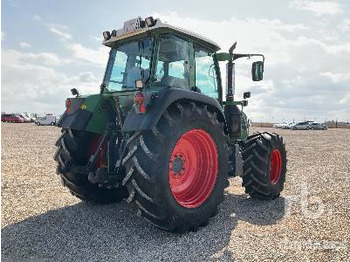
[122,88,226,133]
[58,94,109,134]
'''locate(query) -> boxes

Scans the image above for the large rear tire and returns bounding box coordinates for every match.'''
[54,129,128,204]
[242,132,287,199]
[123,103,228,232]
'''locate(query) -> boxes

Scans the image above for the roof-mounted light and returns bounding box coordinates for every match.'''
[103,31,111,40]
[103,17,158,43]
[140,20,146,28]
[145,16,156,27]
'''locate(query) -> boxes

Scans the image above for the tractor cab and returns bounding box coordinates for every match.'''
[100,17,264,139]
[101,17,220,100]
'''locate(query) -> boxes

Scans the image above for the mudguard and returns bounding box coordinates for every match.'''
[122,87,226,132]
[57,94,109,134]
[58,109,93,131]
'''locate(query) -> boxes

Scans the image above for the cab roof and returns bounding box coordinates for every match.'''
[102,17,221,53]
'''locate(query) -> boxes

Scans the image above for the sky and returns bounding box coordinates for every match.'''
[1,0,350,122]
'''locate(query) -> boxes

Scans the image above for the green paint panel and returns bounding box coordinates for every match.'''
[214,52,231,61]
[79,94,101,112]
[83,94,109,134]
[240,112,249,141]
[83,92,135,134]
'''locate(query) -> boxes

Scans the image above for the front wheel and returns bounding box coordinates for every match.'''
[242,132,287,199]
[123,103,228,232]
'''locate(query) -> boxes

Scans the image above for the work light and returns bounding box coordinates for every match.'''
[135,79,144,90]
[145,16,155,27]
[103,31,111,40]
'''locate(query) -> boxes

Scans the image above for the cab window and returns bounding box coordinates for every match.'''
[154,35,190,89]
[195,49,218,99]
[106,37,153,91]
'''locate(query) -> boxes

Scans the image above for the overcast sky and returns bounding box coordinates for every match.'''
[1,0,350,122]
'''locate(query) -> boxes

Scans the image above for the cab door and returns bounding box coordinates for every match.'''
[194,46,218,99]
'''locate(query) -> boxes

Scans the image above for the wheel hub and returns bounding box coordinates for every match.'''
[171,156,185,173]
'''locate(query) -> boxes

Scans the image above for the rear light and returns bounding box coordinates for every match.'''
[65,99,71,113]
[134,92,146,113]
[134,92,144,105]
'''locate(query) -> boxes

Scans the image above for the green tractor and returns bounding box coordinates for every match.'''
[55,17,287,232]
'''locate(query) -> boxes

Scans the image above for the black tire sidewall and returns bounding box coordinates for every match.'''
[56,129,128,203]
[243,132,287,199]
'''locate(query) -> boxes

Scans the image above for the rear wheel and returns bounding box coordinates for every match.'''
[123,103,228,232]
[54,129,128,204]
[242,132,287,199]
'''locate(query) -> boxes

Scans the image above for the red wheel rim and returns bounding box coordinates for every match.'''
[168,129,219,208]
[87,136,107,168]
[269,149,282,184]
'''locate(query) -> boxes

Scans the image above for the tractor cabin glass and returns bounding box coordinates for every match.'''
[153,35,190,90]
[103,37,154,92]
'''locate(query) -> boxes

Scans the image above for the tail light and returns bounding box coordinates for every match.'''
[134,92,146,113]
[65,99,71,113]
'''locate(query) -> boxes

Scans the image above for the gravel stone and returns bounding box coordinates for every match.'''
[1,123,349,261]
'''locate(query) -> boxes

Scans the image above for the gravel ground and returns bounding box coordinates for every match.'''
[1,123,350,261]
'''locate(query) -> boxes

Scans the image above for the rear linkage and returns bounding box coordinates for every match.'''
[86,97,127,188]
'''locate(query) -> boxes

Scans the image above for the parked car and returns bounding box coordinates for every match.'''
[35,114,57,126]
[27,113,37,122]
[310,122,327,130]
[291,121,312,130]
[283,123,295,129]
[273,122,289,128]
[22,113,37,122]
[19,113,32,122]
[29,115,36,122]
[1,113,25,123]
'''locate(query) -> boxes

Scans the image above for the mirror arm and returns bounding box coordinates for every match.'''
[232,53,265,62]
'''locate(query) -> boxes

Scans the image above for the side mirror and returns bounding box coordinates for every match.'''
[243,91,251,99]
[252,61,264,81]
[71,88,80,97]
